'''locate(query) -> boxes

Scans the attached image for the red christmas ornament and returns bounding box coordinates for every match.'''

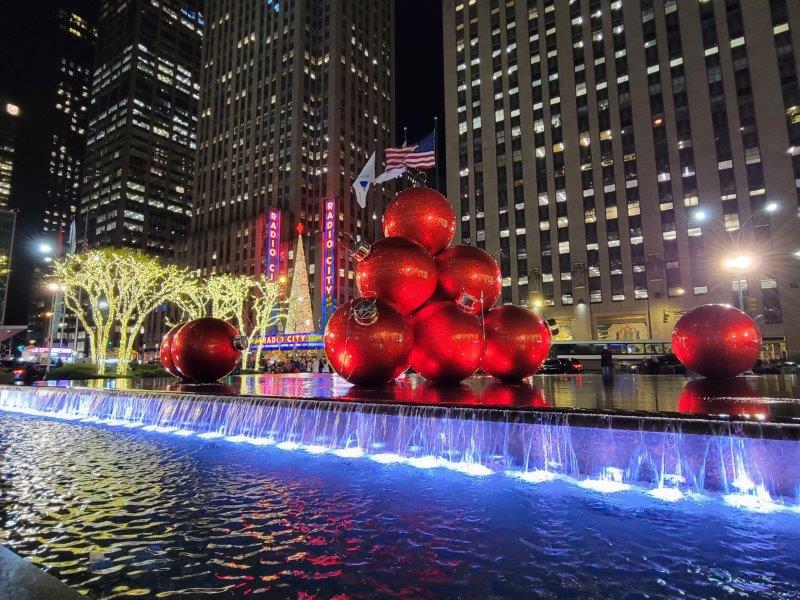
[354,236,437,316]
[171,317,243,383]
[435,245,502,314]
[672,304,761,379]
[159,322,185,377]
[481,305,552,381]
[324,298,413,386]
[409,301,484,384]
[383,187,455,255]
[678,378,768,418]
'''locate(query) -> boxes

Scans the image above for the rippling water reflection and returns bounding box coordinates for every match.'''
[2,414,800,599]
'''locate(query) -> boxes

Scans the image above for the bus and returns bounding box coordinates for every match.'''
[550,341,674,372]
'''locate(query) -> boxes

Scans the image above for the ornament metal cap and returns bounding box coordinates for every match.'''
[456,292,479,312]
[352,299,379,326]
[351,240,371,261]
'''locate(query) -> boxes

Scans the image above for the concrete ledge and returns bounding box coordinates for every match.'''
[0,545,85,599]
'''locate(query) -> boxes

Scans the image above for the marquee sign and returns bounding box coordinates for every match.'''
[265,207,281,281]
[320,196,337,326]
[251,332,324,350]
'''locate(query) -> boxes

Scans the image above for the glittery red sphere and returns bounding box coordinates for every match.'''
[409,301,484,384]
[383,187,455,255]
[324,298,413,386]
[481,305,552,381]
[159,322,185,377]
[355,237,437,316]
[672,304,761,379]
[171,317,242,383]
[435,245,502,315]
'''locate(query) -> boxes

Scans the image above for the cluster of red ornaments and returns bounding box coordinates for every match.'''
[160,317,243,383]
[324,187,552,387]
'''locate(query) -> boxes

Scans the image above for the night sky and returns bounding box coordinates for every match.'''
[0,1,444,326]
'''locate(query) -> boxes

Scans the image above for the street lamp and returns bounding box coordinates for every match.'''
[721,251,757,310]
[38,242,53,254]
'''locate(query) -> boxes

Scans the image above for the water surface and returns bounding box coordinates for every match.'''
[2,414,799,599]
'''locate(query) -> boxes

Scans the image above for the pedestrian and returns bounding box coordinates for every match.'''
[600,346,614,381]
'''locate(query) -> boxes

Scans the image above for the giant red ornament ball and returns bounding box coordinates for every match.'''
[481,305,552,381]
[435,245,502,314]
[159,322,185,377]
[324,298,413,386]
[409,301,484,384]
[170,317,242,383]
[672,304,761,379]
[354,236,437,316]
[383,187,455,255]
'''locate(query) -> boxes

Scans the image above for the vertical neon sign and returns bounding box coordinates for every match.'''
[265,207,281,281]
[320,196,337,327]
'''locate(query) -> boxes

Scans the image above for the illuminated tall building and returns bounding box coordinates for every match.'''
[187,0,395,326]
[443,0,800,356]
[0,97,20,322]
[42,9,96,237]
[79,0,203,257]
[0,97,20,209]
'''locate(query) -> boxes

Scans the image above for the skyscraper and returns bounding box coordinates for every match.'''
[443,0,800,356]
[0,97,20,323]
[187,0,395,327]
[42,8,96,237]
[79,0,203,257]
[0,97,20,209]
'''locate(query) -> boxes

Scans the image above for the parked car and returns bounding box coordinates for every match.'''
[539,357,584,375]
[0,361,46,385]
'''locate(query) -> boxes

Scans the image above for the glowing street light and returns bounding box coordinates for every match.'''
[46,282,61,292]
[764,201,779,213]
[693,209,707,222]
[722,253,755,273]
[38,242,53,254]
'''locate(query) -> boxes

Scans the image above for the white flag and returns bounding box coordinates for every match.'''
[375,165,406,184]
[353,151,376,208]
[67,219,77,254]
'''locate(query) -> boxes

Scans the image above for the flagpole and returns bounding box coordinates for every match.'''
[433,116,439,192]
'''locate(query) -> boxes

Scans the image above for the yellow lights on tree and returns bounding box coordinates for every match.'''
[242,276,285,370]
[53,249,191,376]
[0,255,9,278]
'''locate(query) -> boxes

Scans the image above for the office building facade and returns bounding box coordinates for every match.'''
[79,0,203,256]
[0,98,20,323]
[42,8,96,237]
[187,0,395,327]
[443,0,800,355]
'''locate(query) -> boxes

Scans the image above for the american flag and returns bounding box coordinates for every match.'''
[385,131,436,170]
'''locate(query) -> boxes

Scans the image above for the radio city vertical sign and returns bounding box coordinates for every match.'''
[320,196,337,326]
[265,207,281,281]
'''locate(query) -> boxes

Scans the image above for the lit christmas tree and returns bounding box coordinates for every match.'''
[284,223,315,333]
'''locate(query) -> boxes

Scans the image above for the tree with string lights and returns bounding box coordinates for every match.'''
[241,276,285,369]
[53,249,192,376]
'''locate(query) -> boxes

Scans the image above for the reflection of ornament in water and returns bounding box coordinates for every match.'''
[480,382,550,407]
[678,377,768,418]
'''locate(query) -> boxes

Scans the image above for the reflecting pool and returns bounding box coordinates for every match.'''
[2,413,800,599]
